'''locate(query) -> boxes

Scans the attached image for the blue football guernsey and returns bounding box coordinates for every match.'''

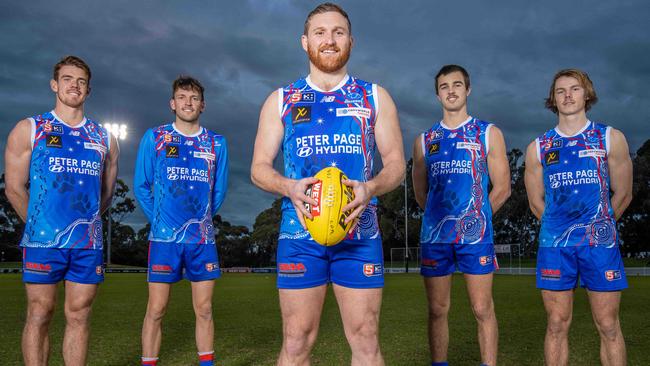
[134,123,228,244]
[20,111,110,249]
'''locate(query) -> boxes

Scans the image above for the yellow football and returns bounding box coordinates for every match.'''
[304,167,356,246]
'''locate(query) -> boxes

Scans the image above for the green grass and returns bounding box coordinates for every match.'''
[1,274,649,365]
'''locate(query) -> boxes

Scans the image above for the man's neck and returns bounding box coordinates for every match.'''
[557,111,588,136]
[53,103,85,126]
[174,119,201,135]
[308,64,348,91]
[442,108,470,129]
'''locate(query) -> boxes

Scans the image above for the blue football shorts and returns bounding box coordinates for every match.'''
[276,238,384,289]
[536,245,627,291]
[147,242,221,283]
[22,247,104,284]
[420,243,497,277]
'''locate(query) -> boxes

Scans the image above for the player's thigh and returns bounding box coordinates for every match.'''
[587,290,622,327]
[423,275,452,311]
[64,281,98,313]
[332,284,382,332]
[464,272,494,307]
[147,282,172,314]
[329,238,384,289]
[541,289,574,321]
[25,282,58,317]
[278,285,328,331]
[277,239,329,289]
[191,279,215,308]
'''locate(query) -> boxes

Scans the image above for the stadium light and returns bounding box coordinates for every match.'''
[102,122,128,265]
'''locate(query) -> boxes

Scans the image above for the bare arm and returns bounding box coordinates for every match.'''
[524,140,544,220]
[343,85,406,223]
[100,134,119,214]
[487,126,511,214]
[4,119,33,221]
[250,90,317,228]
[411,134,427,210]
[607,128,633,220]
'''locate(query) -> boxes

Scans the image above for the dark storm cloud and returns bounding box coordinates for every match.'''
[1,0,649,229]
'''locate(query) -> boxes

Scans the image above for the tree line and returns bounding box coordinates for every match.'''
[1,139,649,267]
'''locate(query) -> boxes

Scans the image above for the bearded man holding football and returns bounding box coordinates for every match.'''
[251,3,405,366]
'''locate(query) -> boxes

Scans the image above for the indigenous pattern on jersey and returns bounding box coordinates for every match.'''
[278,75,380,241]
[134,124,228,244]
[536,121,617,248]
[21,111,109,249]
[420,117,494,244]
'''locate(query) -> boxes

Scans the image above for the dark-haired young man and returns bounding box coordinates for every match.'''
[412,64,510,366]
[525,69,632,366]
[5,55,119,366]
[251,3,405,365]
[135,76,228,366]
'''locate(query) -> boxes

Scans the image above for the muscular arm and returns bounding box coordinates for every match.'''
[211,137,229,216]
[607,128,633,220]
[4,119,33,221]
[100,134,119,214]
[524,140,545,220]
[343,85,406,222]
[412,134,427,210]
[250,90,317,228]
[487,126,511,214]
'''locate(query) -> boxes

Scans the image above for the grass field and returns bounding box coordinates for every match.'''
[1,273,649,365]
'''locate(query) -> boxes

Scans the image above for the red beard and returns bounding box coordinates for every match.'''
[307,43,351,73]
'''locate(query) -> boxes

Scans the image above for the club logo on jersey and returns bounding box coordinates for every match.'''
[545,150,560,165]
[166,145,179,158]
[363,263,383,277]
[579,149,607,158]
[540,268,561,280]
[164,134,181,144]
[320,95,336,103]
[336,107,371,119]
[292,106,311,124]
[428,142,440,155]
[96,265,104,275]
[479,255,493,266]
[605,270,622,281]
[457,142,481,151]
[432,129,444,141]
[344,92,363,103]
[278,262,307,277]
[46,134,63,148]
[205,262,219,272]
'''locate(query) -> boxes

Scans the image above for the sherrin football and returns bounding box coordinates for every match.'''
[304,167,356,246]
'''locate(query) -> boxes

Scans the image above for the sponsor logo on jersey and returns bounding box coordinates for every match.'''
[25,261,52,274]
[292,106,311,124]
[151,264,172,274]
[164,134,181,144]
[421,258,438,269]
[428,142,440,155]
[552,139,563,148]
[336,107,371,119]
[300,92,315,103]
[278,262,307,277]
[430,159,474,176]
[43,123,64,134]
[166,166,210,182]
[579,149,607,158]
[47,157,101,176]
[457,142,481,151]
[431,129,444,141]
[545,150,560,165]
[46,134,63,148]
[290,92,302,103]
[84,142,107,153]
[479,255,492,266]
[320,95,336,103]
[193,151,216,160]
[548,169,600,189]
[43,123,52,133]
[69,130,80,136]
[363,263,383,277]
[205,262,219,272]
[166,145,179,158]
[185,140,194,146]
[567,140,578,147]
[295,133,363,156]
[540,268,561,280]
[605,270,622,281]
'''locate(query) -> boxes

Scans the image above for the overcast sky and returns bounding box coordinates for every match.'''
[1,0,649,229]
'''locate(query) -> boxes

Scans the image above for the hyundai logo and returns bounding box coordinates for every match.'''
[550,180,561,189]
[48,165,64,173]
[167,173,179,181]
[297,146,313,157]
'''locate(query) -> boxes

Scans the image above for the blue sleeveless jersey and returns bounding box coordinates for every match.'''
[20,111,110,249]
[536,121,617,248]
[278,75,380,241]
[420,117,494,245]
[134,124,228,244]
